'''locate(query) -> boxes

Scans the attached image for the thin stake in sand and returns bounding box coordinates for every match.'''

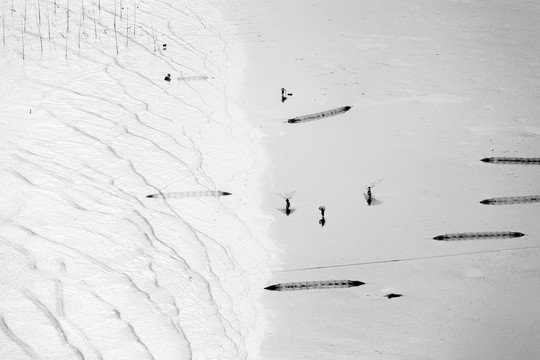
[2,1,5,45]
[150,15,156,52]
[125,7,128,45]
[46,0,51,42]
[133,0,136,37]
[20,15,24,59]
[92,2,96,39]
[113,0,118,54]
[65,0,69,59]
[36,15,43,52]
[77,13,81,50]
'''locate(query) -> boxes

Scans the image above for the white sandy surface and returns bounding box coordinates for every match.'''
[217,0,540,359]
[0,0,273,359]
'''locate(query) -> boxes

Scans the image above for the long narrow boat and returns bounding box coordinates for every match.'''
[264,279,364,291]
[433,231,525,241]
[481,157,540,165]
[480,195,540,205]
[286,106,352,124]
[146,190,231,198]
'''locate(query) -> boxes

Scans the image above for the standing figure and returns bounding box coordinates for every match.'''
[365,186,372,206]
[281,88,293,103]
[363,178,382,206]
[319,206,326,227]
[276,191,296,216]
[285,198,291,215]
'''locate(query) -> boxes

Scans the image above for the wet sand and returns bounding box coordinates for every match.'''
[216,0,540,358]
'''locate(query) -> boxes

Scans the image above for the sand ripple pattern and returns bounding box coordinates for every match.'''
[0,0,267,359]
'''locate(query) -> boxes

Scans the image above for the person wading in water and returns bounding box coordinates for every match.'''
[319,206,326,227]
[285,198,291,215]
[365,186,372,206]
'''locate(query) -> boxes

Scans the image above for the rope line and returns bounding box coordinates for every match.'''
[276,245,540,273]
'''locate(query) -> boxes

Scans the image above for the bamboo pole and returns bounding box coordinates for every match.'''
[77,14,81,50]
[125,7,128,46]
[92,2,96,39]
[150,16,156,52]
[65,0,69,59]
[21,15,24,60]
[113,0,118,54]
[46,1,51,41]
[2,1,5,45]
[36,15,43,52]
[133,0,136,37]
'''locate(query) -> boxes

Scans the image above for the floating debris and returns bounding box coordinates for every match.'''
[384,293,402,299]
[481,157,540,165]
[480,195,540,205]
[286,106,352,124]
[265,280,364,291]
[433,231,525,241]
[146,190,231,199]
[177,75,209,82]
